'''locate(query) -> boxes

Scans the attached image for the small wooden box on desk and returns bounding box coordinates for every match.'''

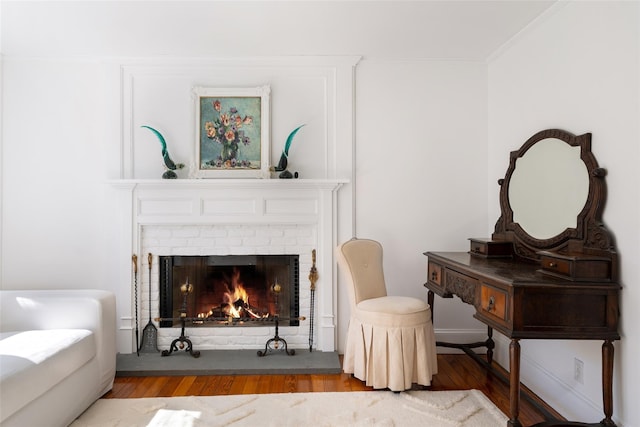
[468,238,514,258]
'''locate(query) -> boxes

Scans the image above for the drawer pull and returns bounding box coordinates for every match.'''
[548,262,557,268]
[486,296,495,312]
[431,271,438,281]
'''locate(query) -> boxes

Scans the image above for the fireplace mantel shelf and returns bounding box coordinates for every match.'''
[109,178,348,191]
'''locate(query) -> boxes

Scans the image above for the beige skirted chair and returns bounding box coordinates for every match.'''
[338,238,438,391]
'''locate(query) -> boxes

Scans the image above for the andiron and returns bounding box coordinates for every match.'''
[161,281,200,358]
[258,281,295,356]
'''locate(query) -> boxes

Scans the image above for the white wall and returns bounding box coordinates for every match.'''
[488,2,639,425]
[1,59,112,289]
[351,58,488,345]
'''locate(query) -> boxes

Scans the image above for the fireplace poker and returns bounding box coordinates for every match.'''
[139,253,159,353]
[132,254,139,356]
[308,249,318,352]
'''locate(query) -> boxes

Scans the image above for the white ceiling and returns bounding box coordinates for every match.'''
[1,0,557,60]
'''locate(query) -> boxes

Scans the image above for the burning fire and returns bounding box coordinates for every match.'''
[223,269,249,317]
[196,267,271,321]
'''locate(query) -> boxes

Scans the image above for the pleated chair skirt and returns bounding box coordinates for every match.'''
[342,303,438,391]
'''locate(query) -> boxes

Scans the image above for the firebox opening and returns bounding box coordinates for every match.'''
[159,255,299,327]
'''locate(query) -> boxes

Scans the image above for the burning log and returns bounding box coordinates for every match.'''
[197,297,271,321]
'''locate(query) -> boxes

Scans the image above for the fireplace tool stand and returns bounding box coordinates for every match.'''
[258,282,295,357]
[161,282,201,358]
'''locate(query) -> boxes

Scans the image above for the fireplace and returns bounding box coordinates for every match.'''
[110,179,347,352]
[159,255,299,328]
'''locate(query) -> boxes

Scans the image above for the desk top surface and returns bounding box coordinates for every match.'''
[425,251,619,289]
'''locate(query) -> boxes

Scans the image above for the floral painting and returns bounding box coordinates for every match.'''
[194,86,270,178]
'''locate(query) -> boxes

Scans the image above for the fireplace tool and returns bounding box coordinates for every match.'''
[160,280,200,358]
[139,253,159,353]
[257,280,295,357]
[308,249,318,352]
[132,254,139,356]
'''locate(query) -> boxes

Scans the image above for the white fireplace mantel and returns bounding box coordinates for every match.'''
[110,178,348,190]
[110,178,348,353]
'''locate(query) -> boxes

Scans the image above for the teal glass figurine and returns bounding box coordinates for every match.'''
[274,124,305,179]
[141,125,185,179]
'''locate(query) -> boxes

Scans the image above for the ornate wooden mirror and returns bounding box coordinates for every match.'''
[489,129,617,280]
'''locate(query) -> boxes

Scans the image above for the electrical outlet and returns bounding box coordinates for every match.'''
[574,358,584,384]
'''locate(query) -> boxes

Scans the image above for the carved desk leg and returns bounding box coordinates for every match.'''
[601,340,616,427]
[509,338,523,427]
[428,290,435,322]
[487,326,494,365]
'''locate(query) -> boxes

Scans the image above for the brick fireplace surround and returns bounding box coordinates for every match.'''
[111,179,346,354]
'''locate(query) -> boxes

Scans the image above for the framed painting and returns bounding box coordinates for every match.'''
[194,86,270,178]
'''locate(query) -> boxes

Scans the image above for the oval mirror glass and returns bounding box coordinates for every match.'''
[508,138,589,239]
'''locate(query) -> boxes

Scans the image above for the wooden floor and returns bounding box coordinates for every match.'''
[105,353,564,426]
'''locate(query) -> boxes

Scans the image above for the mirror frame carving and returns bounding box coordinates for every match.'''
[492,129,615,263]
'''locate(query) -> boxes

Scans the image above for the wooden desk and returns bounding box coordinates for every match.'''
[424,251,620,427]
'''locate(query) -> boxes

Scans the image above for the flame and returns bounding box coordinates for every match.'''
[223,268,249,318]
[194,267,273,320]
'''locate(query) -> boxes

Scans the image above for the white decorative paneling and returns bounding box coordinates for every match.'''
[120,56,360,181]
[138,199,194,216]
[264,198,318,216]
[201,199,256,216]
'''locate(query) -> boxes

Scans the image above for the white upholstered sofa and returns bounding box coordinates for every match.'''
[0,289,116,427]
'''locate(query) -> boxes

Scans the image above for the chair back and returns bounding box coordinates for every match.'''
[339,238,388,306]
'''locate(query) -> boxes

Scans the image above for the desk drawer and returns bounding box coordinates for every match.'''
[538,251,612,281]
[480,284,508,321]
[427,261,443,289]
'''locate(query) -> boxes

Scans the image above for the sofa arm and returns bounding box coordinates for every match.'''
[0,289,117,394]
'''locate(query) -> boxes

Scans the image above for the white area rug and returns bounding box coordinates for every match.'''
[71,390,508,427]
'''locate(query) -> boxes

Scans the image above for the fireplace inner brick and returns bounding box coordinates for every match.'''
[159,255,299,328]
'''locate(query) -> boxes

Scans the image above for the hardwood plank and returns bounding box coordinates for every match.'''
[310,374,324,392]
[128,376,159,398]
[323,374,341,392]
[293,374,312,393]
[255,375,272,394]
[105,376,136,398]
[216,375,236,395]
[173,376,197,396]
[158,376,184,397]
[241,375,261,394]
[198,376,221,395]
[227,375,248,395]
[346,374,373,391]
[269,374,286,393]
[283,374,298,393]
[141,376,169,398]
[185,375,209,395]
